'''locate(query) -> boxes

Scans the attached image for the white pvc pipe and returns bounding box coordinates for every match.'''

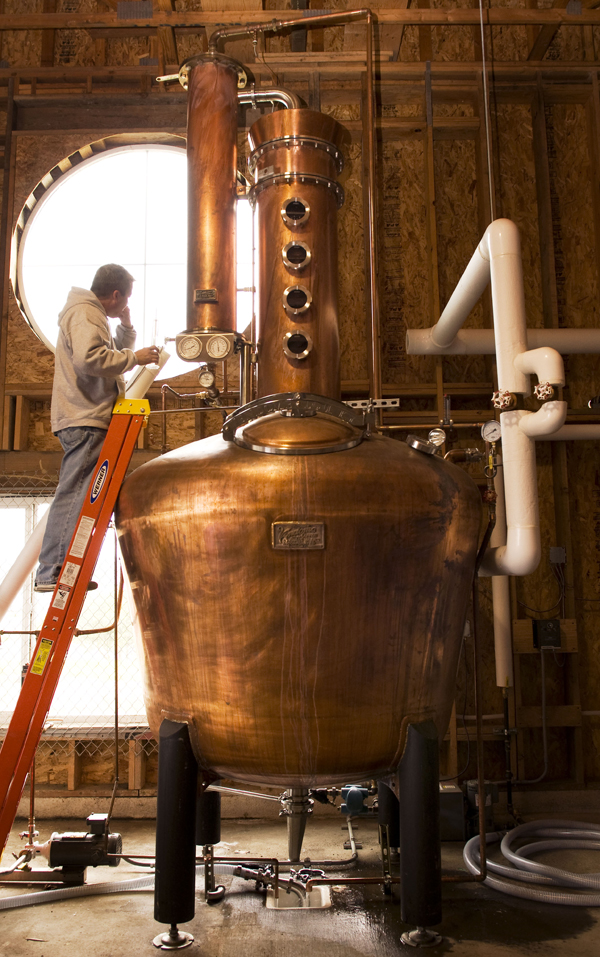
[517,399,567,438]
[479,410,541,577]
[431,244,490,348]
[513,346,565,386]
[0,512,48,626]
[542,424,600,441]
[406,326,600,355]
[489,461,514,688]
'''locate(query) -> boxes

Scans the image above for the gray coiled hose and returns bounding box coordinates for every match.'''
[463,820,600,905]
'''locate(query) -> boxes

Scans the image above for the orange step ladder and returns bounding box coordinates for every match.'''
[0,398,149,859]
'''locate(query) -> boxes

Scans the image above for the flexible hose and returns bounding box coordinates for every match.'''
[463,821,600,904]
[0,863,241,911]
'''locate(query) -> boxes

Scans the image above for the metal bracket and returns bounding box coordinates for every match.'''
[344,398,399,410]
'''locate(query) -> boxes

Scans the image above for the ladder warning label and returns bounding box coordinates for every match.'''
[52,587,70,610]
[59,562,80,587]
[69,516,95,559]
[30,639,53,676]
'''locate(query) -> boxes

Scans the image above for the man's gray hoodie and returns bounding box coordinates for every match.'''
[51,287,137,432]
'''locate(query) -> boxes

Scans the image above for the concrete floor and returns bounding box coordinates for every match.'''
[0,813,598,957]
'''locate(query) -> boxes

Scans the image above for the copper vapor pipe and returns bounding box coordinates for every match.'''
[208,9,370,55]
[186,57,238,333]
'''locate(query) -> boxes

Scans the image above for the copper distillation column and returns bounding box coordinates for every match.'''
[248,110,346,399]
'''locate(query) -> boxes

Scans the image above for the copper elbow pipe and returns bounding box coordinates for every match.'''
[208,8,370,54]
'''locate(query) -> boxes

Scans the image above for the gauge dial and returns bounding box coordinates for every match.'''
[481,420,502,442]
[206,335,230,359]
[178,335,202,360]
[198,368,216,388]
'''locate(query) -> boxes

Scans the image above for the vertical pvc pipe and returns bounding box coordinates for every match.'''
[490,460,514,688]
[154,720,198,926]
[398,721,442,927]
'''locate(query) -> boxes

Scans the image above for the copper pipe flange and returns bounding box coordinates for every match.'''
[249,172,345,209]
[248,136,344,175]
[178,52,247,90]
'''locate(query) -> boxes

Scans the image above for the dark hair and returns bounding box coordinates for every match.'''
[91,264,135,298]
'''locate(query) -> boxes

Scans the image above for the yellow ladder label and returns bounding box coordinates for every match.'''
[30,638,54,677]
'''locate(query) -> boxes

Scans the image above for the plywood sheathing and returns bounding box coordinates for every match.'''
[568,440,600,781]
[1,0,43,69]
[378,138,433,385]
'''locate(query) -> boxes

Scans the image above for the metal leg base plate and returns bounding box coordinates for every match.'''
[153,929,194,950]
[401,928,442,948]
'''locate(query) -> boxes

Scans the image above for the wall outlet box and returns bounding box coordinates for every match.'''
[533,618,561,649]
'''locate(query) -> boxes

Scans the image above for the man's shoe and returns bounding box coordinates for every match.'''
[34,580,99,594]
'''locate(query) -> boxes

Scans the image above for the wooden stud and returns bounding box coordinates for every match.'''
[41,0,57,68]
[128,738,147,790]
[67,740,82,790]
[13,396,30,451]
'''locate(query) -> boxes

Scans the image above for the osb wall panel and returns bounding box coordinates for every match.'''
[432,0,475,63]
[549,104,598,333]
[433,137,486,385]
[1,0,42,69]
[338,140,368,383]
[488,0,529,62]
[567,440,600,756]
[495,103,544,329]
[379,139,433,385]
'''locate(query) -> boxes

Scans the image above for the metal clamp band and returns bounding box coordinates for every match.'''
[248,135,344,174]
[249,173,345,209]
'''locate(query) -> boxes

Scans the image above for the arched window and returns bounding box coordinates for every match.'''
[12,136,253,380]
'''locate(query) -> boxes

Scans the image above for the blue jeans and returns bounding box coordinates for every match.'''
[35,426,108,586]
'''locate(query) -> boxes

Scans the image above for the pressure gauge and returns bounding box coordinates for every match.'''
[481,420,502,443]
[198,367,216,389]
[206,335,230,359]
[178,335,202,360]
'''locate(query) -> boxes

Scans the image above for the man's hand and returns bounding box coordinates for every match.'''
[135,347,160,366]
[119,306,133,328]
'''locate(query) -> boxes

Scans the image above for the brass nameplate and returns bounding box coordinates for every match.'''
[272,522,325,550]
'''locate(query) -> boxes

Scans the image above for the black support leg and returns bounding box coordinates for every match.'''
[154,720,198,934]
[398,720,442,934]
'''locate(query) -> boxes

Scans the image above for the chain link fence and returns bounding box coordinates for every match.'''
[0,471,156,782]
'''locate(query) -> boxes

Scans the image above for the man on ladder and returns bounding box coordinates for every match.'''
[34,263,160,592]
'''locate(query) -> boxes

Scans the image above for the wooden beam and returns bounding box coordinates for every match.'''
[155,0,178,68]
[527,0,600,61]
[5,9,600,29]
[41,0,57,68]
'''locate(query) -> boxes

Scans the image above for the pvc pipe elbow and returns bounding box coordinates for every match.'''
[483,218,521,260]
[517,401,567,438]
[478,525,541,577]
[514,347,565,387]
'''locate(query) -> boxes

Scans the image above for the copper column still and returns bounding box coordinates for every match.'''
[248,109,346,398]
[116,60,482,788]
[185,55,241,333]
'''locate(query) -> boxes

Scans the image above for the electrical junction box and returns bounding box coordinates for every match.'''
[549,546,566,565]
[439,783,466,841]
[533,618,561,649]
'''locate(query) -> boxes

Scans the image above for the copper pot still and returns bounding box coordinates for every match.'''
[115,57,482,787]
